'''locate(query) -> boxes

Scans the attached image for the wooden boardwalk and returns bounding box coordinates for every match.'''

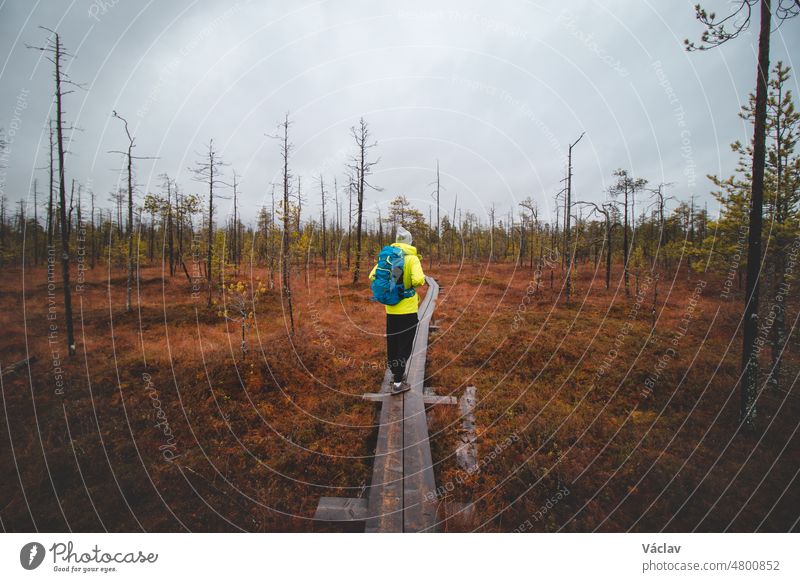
[315,276,441,532]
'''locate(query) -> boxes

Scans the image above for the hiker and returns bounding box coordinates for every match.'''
[369,225,426,395]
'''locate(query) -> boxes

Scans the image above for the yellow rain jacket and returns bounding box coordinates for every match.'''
[369,242,426,314]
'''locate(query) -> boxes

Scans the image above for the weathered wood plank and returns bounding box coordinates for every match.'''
[314,497,368,522]
[401,277,439,532]
[423,395,457,405]
[362,392,388,401]
[363,376,404,532]
[456,385,478,473]
[350,277,443,532]
[362,391,455,404]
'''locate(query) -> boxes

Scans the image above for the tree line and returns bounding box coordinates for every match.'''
[1,8,798,431]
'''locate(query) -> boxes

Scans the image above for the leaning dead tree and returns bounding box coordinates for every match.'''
[110,110,156,313]
[28,28,78,356]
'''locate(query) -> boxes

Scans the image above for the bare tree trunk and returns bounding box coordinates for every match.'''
[279,114,294,334]
[606,221,612,290]
[623,182,629,296]
[350,117,379,285]
[741,0,772,429]
[54,34,76,355]
[450,194,457,263]
[232,172,239,269]
[90,190,96,269]
[33,180,39,266]
[47,120,55,249]
[110,111,142,313]
[319,175,327,269]
[333,177,340,270]
[565,132,584,301]
[346,182,352,270]
[207,155,214,307]
[167,180,174,276]
[435,160,441,264]
[353,165,364,284]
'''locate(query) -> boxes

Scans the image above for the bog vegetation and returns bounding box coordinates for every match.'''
[0,6,799,532]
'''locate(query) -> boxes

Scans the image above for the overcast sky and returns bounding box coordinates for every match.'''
[1,0,799,227]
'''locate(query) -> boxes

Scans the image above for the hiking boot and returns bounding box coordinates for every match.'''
[391,381,411,395]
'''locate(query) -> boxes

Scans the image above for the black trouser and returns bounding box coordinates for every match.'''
[386,313,418,383]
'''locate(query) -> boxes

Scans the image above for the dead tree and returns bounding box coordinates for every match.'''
[32,179,39,266]
[609,169,647,296]
[318,174,328,269]
[346,179,353,270]
[161,174,175,276]
[578,201,617,290]
[191,139,228,307]
[47,119,55,248]
[273,114,295,334]
[110,110,156,312]
[333,176,340,261]
[519,197,538,271]
[648,183,675,271]
[564,132,585,301]
[28,30,78,355]
[430,160,442,264]
[488,203,496,263]
[89,189,96,269]
[349,117,381,285]
[450,193,458,263]
[230,170,242,269]
[296,175,303,235]
[269,185,276,289]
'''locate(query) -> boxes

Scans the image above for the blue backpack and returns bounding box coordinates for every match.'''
[371,246,416,305]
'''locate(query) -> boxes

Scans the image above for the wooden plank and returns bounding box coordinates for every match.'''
[423,395,456,405]
[362,391,454,404]
[363,370,404,532]
[314,497,368,522]
[402,390,438,532]
[362,392,388,401]
[402,277,439,532]
[360,277,442,532]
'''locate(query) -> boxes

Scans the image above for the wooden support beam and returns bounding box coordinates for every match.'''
[363,392,455,405]
[456,386,478,473]
[401,277,439,532]
[423,395,456,405]
[362,392,388,401]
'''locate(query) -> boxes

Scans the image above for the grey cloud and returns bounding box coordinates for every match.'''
[1,0,798,224]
